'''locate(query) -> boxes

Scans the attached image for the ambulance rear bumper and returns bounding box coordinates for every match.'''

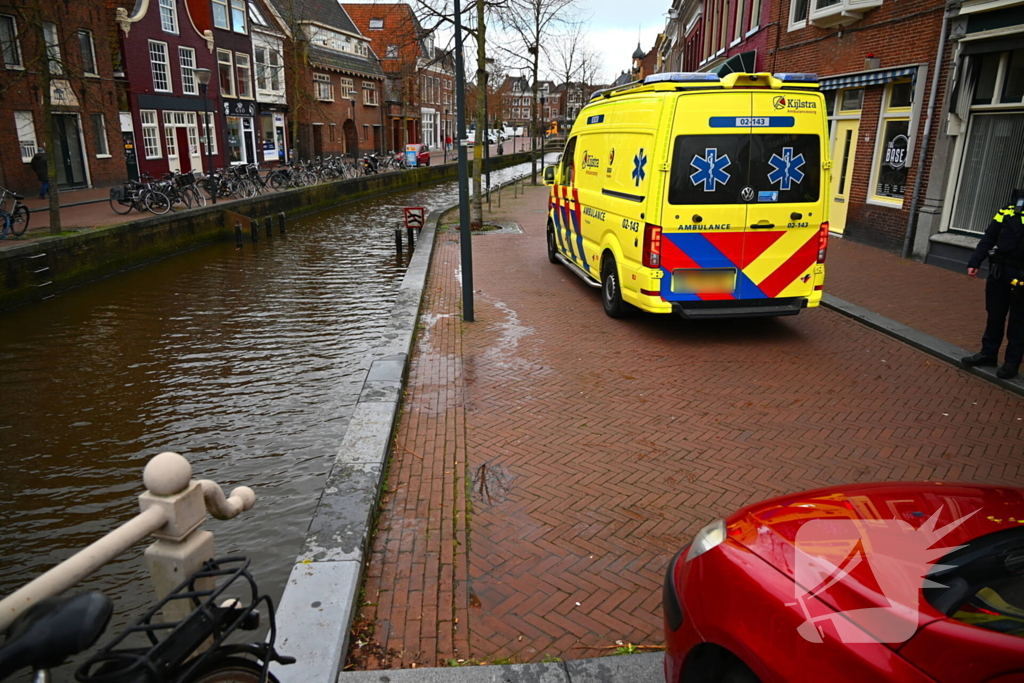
[671,297,806,320]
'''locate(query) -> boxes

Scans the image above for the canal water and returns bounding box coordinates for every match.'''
[0,164,535,656]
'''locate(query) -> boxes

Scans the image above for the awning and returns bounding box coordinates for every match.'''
[712,51,756,75]
[819,65,919,91]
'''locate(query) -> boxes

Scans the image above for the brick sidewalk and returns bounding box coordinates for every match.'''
[349,186,1024,670]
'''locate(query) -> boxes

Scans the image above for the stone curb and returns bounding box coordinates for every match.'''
[273,204,441,683]
[821,294,1024,398]
[337,652,665,683]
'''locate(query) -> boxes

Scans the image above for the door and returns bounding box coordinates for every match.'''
[742,89,828,301]
[53,114,88,189]
[175,128,191,173]
[829,119,859,235]
[312,125,324,157]
[242,118,255,164]
[660,91,751,302]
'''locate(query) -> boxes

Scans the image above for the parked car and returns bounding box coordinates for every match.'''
[664,482,1024,683]
[405,143,430,167]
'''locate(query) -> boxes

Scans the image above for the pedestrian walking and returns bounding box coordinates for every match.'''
[31,146,49,199]
[961,191,1024,379]
[445,135,452,152]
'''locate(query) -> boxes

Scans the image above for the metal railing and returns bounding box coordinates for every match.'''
[0,451,254,632]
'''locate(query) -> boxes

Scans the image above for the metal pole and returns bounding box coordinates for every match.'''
[203,85,216,205]
[485,74,491,203]
[454,0,474,322]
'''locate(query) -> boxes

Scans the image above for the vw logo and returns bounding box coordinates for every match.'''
[740,186,755,202]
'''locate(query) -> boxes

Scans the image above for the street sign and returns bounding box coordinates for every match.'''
[404,207,425,230]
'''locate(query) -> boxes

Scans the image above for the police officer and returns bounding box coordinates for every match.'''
[961,192,1024,380]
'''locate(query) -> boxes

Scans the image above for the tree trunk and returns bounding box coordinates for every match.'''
[470,0,486,231]
[33,7,61,235]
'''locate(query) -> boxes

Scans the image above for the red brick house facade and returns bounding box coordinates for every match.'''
[0,0,127,194]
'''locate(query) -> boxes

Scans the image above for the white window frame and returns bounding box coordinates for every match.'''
[159,0,179,34]
[91,113,110,157]
[43,22,61,75]
[0,14,24,70]
[340,76,354,98]
[163,111,178,158]
[230,0,247,33]
[314,73,333,101]
[212,0,229,30]
[78,30,98,76]
[14,111,36,162]
[140,109,162,159]
[235,51,252,98]
[217,49,234,97]
[149,40,171,93]
[732,0,744,45]
[747,0,761,35]
[386,44,398,59]
[363,80,378,106]
[867,80,913,208]
[789,0,809,31]
[369,18,383,29]
[179,46,197,95]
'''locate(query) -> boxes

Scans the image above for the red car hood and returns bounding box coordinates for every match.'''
[726,482,1024,643]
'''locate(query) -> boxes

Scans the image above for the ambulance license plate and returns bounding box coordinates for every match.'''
[672,268,737,294]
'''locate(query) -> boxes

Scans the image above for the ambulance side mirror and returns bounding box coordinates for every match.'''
[543,166,556,186]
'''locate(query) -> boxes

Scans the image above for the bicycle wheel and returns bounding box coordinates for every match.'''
[268,173,285,191]
[188,186,207,207]
[10,204,29,236]
[110,194,134,215]
[190,656,280,683]
[145,190,171,215]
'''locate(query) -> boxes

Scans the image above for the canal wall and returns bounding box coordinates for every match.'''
[0,152,533,311]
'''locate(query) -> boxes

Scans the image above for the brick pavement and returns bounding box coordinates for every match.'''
[348,185,1024,670]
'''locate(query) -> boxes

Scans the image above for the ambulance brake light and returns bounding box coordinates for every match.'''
[774,73,818,83]
[644,72,721,85]
[817,222,829,263]
[643,224,662,268]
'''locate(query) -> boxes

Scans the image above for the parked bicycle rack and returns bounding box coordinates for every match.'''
[0,451,255,632]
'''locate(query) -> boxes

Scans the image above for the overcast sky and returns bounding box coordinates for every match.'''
[340,0,669,85]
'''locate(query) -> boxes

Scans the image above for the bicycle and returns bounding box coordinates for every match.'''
[0,188,30,238]
[109,175,171,216]
[0,557,294,683]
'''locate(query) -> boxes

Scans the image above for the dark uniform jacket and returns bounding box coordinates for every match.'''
[968,206,1024,280]
[30,151,48,182]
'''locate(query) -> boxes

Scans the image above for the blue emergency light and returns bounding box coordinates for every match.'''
[643,72,721,85]
[774,73,818,83]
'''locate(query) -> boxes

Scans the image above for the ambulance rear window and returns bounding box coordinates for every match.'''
[668,133,821,205]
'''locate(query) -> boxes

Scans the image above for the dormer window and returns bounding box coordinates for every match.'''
[369,18,383,29]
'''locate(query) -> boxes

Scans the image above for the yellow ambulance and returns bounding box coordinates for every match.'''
[543,72,830,319]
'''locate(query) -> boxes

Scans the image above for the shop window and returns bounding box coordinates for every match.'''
[78,31,97,76]
[149,41,171,92]
[200,112,217,155]
[212,0,229,29]
[14,111,36,161]
[225,116,243,163]
[159,0,178,34]
[218,49,234,97]
[0,15,23,69]
[869,80,912,205]
[235,52,252,98]
[140,110,162,158]
[179,47,197,95]
[91,114,109,156]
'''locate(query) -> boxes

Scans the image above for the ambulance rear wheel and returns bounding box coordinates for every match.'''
[601,255,631,318]
[547,223,559,263]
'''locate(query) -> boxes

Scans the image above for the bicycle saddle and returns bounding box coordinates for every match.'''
[0,592,112,680]
[12,194,23,201]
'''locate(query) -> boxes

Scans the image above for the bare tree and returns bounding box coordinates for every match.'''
[498,0,575,183]
[546,19,601,127]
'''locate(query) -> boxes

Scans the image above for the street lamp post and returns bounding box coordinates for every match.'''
[453,0,474,322]
[195,67,215,205]
[349,89,359,158]
[484,58,492,198]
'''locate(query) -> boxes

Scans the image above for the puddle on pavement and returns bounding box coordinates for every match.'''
[472,462,512,505]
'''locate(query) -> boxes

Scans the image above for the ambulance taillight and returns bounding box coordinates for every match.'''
[643,224,662,268]
[817,222,829,263]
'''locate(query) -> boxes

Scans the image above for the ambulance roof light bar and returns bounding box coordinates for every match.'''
[773,73,818,83]
[643,72,721,85]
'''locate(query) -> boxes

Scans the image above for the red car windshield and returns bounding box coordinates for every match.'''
[924,526,1024,637]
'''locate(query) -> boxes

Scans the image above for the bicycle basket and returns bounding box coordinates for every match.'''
[174,172,196,187]
[76,557,290,683]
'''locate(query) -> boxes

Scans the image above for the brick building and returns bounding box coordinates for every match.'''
[658,0,770,74]
[343,3,453,152]
[114,0,225,179]
[270,0,385,157]
[0,0,127,195]
[499,76,561,134]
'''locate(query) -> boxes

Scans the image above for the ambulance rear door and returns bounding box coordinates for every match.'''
[740,90,828,301]
[660,91,752,303]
